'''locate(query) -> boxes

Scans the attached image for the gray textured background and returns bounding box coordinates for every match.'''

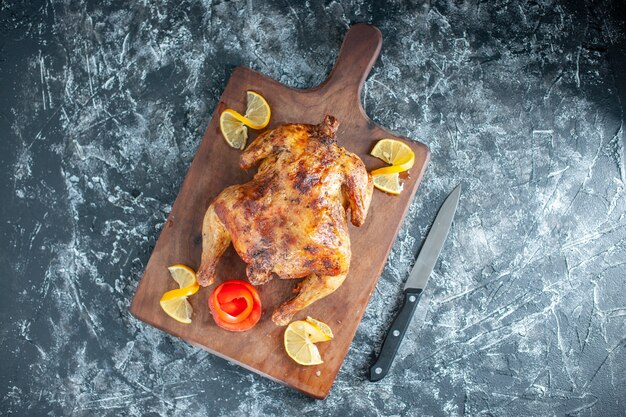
[2,0,626,416]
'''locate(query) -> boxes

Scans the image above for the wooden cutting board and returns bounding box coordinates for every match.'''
[130,24,429,399]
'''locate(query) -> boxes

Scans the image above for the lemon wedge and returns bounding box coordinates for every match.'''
[370,138,415,176]
[372,173,403,195]
[160,264,200,324]
[284,320,332,366]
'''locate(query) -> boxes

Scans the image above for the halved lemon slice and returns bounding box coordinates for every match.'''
[243,91,271,129]
[370,138,415,176]
[160,297,194,324]
[220,110,248,150]
[284,320,328,365]
[168,264,197,288]
[372,173,403,195]
[306,317,334,342]
[160,264,199,324]
[219,91,271,149]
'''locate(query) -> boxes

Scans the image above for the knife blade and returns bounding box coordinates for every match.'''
[369,184,461,382]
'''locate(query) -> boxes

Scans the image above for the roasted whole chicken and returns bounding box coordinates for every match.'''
[198,115,373,325]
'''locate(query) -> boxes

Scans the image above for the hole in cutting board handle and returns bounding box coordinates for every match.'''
[320,24,382,105]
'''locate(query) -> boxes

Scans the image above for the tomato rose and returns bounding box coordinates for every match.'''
[208,280,261,331]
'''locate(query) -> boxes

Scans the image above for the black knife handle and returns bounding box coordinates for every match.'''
[369,288,423,382]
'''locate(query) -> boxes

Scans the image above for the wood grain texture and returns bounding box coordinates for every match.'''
[130,24,430,399]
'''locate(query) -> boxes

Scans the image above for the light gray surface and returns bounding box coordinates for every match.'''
[2,0,625,415]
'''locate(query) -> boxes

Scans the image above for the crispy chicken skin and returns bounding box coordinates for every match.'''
[198,115,373,325]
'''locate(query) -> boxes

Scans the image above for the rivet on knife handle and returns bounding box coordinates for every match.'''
[369,288,423,382]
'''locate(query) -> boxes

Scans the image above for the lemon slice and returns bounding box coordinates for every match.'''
[306,317,334,342]
[160,264,199,324]
[372,173,403,195]
[219,91,271,149]
[243,91,271,129]
[160,297,194,324]
[370,138,415,176]
[220,110,248,150]
[168,264,197,288]
[284,320,328,365]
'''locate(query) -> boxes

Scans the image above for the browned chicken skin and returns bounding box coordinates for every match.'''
[198,115,373,325]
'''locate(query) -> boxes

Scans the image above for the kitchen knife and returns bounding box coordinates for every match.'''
[369,184,461,382]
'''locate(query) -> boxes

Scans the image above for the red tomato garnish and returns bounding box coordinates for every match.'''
[208,280,261,331]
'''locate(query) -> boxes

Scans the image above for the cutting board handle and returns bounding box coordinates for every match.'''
[320,24,382,105]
